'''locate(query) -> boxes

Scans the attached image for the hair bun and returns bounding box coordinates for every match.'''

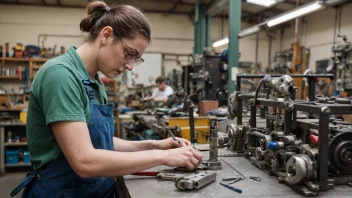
[80,1,110,33]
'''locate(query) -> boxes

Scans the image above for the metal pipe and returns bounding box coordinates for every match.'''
[284,109,293,135]
[250,102,256,128]
[318,114,330,191]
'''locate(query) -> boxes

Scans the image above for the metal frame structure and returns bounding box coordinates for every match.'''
[228,73,352,195]
[235,73,334,125]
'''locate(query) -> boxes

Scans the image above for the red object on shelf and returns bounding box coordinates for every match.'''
[309,135,319,145]
[20,137,27,142]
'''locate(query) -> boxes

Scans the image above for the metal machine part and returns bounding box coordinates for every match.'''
[218,132,229,148]
[227,74,352,196]
[157,173,183,181]
[227,124,248,153]
[328,35,352,92]
[265,75,298,101]
[207,121,222,170]
[175,171,217,190]
[286,154,314,184]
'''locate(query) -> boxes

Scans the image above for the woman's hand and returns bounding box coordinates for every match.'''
[157,137,191,150]
[161,146,203,170]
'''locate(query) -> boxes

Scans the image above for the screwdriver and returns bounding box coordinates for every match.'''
[167,129,182,147]
[219,182,242,193]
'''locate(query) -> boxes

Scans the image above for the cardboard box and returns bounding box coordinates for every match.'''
[199,100,219,116]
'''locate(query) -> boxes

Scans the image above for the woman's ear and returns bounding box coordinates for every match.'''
[99,26,114,45]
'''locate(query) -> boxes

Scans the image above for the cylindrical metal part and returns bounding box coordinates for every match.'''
[283,136,296,145]
[189,104,197,144]
[209,121,218,161]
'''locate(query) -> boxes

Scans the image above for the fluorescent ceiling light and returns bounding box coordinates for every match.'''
[238,25,260,38]
[267,1,323,27]
[247,0,277,7]
[213,37,229,48]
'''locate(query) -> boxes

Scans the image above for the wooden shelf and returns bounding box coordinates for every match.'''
[0,122,26,127]
[0,58,49,62]
[30,58,48,62]
[0,76,24,80]
[5,142,27,146]
[5,162,31,168]
[0,58,30,62]
[0,108,25,112]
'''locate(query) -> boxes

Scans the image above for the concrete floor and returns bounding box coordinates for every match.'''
[2,152,352,198]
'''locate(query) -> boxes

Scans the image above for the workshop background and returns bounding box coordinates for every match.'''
[1,0,352,197]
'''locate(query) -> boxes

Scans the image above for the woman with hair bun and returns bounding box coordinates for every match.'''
[11,2,202,197]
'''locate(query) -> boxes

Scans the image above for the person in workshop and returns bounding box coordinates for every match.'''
[11,2,202,198]
[145,76,174,105]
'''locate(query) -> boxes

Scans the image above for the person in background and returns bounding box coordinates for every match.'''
[145,76,174,104]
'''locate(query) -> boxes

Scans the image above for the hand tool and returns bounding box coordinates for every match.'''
[156,173,183,181]
[221,158,246,179]
[219,182,242,193]
[250,176,261,182]
[222,177,239,181]
[229,177,243,184]
[167,129,182,147]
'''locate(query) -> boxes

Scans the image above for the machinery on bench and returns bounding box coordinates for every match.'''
[225,73,352,196]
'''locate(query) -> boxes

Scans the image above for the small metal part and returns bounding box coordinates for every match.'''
[249,176,261,182]
[156,173,183,181]
[175,171,217,190]
[208,120,222,170]
[229,177,244,184]
[222,177,238,181]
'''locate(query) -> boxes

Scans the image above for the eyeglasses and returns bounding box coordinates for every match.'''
[120,39,144,66]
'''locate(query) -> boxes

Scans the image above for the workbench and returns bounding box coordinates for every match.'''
[124,149,352,198]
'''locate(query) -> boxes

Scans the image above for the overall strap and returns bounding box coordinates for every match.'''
[82,80,97,103]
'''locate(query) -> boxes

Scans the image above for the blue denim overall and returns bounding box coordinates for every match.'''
[11,80,115,198]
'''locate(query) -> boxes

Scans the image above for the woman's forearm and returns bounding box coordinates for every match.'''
[113,137,159,152]
[77,149,165,178]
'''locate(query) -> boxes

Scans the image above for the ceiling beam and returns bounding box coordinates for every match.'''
[167,0,182,15]
[206,0,229,16]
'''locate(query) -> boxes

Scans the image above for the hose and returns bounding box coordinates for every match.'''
[253,74,272,106]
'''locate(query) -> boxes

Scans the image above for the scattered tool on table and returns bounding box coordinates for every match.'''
[219,182,242,193]
[221,158,246,179]
[250,176,261,182]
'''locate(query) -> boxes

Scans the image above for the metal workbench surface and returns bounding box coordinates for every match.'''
[124,149,352,198]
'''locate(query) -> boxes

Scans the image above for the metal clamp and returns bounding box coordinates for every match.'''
[175,171,217,190]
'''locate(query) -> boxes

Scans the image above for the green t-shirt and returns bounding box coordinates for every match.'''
[27,46,108,171]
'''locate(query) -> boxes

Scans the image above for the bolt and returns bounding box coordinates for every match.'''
[288,166,296,176]
[321,107,331,115]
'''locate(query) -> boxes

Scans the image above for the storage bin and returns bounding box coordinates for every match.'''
[23,151,30,164]
[5,150,19,164]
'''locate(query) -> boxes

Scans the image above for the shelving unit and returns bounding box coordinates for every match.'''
[5,162,31,168]
[0,123,29,176]
[5,142,28,146]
